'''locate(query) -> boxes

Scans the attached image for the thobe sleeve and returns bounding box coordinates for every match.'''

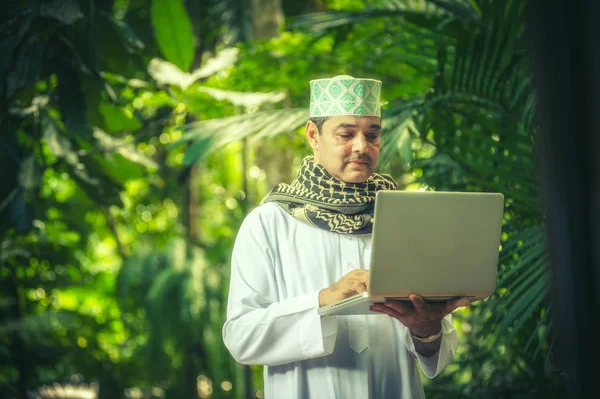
[222,209,337,366]
[401,314,458,378]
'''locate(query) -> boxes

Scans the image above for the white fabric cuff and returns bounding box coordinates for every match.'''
[292,290,338,359]
[404,315,457,378]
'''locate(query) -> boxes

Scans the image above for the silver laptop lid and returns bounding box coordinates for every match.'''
[368,191,504,300]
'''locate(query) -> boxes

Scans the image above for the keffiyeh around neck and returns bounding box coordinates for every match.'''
[261,156,397,234]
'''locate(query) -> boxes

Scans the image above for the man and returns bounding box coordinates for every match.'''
[222,76,469,398]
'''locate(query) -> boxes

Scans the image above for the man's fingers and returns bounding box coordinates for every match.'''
[383,300,411,316]
[340,280,367,295]
[442,297,470,315]
[349,269,369,282]
[353,280,367,293]
[409,294,427,312]
[371,303,399,318]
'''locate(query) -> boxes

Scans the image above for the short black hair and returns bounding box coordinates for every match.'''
[309,117,331,134]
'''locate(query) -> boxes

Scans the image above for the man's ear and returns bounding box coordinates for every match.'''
[306,120,320,151]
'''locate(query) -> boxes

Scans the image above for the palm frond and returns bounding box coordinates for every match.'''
[289,0,478,35]
[379,1,547,355]
[170,108,308,165]
[471,225,551,354]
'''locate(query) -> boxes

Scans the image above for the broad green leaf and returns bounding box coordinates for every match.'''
[99,103,142,133]
[148,48,239,89]
[150,0,195,72]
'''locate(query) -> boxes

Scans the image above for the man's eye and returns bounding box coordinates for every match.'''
[367,134,380,140]
[339,133,352,138]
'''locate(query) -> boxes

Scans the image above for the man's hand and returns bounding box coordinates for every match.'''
[371,294,469,337]
[319,269,368,307]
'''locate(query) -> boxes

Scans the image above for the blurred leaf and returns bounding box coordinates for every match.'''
[147,268,185,306]
[197,87,286,109]
[0,239,30,262]
[99,104,143,133]
[150,0,194,72]
[428,0,479,21]
[56,63,91,138]
[0,247,30,262]
[80,73,105,128]
[191,47,240,78]
[93,127,158,169]
[147,58,195,89]
[43,117,85,169]
[290,3,472,39]
[171,108,308,165]
[43,115,122,205]
[384,115,416,167]
[69,157,123,206]
[397,130,413,166]
[0,16,28,96]
[6,35,43,97]
[103,12,145,52]
[96,12,139,75]
[17,155,42,191]
[147,48,239,89]
[40,0,83,25]
[8,95,49,117]
[9,190,31,232]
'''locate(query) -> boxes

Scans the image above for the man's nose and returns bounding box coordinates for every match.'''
[352,133,368,153]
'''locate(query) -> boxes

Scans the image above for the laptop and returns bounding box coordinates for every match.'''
[317,190,505,316]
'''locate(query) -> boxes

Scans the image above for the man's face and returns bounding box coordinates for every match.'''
[307,115,381,183]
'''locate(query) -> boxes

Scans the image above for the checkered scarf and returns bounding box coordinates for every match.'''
[261,156,397,234]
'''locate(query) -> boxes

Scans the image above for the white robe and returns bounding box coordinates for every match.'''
[223,202,457,399]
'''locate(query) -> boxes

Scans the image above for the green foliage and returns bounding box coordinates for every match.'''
[150,0,195,72]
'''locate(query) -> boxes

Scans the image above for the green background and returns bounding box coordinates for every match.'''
[0,0,560,398]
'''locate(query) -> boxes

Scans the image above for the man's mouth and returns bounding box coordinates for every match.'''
[348,159,369,165]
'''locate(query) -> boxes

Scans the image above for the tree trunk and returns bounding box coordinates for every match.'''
[186,163,202,246]
[250,0,284,39]
[250,0,296,189]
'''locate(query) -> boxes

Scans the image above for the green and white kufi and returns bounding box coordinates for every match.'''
[309,75,382,118]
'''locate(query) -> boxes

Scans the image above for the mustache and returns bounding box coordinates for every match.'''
[345,154,372,163]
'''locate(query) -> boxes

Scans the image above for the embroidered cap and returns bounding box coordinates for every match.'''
[309,75,382,118]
